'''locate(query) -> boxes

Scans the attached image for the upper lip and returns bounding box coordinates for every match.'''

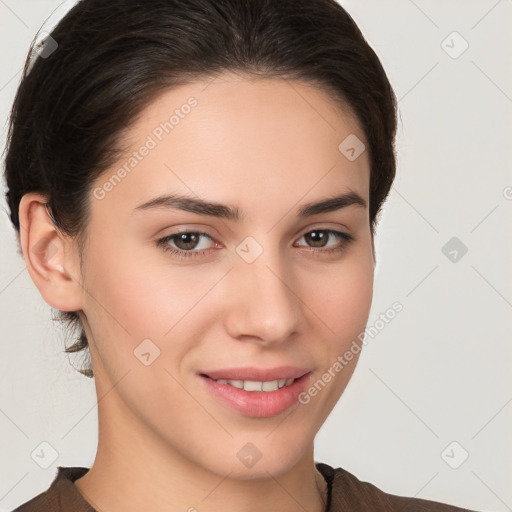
[200,366,311,382]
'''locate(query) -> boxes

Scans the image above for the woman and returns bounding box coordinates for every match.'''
[4,0,479,510]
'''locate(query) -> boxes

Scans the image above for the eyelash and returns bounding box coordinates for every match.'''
[156,229,355,260]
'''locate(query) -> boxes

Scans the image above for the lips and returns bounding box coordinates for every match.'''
[199,372,313,418]
[198,366,313,417]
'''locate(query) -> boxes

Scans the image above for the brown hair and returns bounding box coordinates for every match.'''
[3,0,397,378]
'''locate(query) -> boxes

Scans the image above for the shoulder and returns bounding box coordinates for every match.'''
[316,462,479,512]
[11,467,94,512]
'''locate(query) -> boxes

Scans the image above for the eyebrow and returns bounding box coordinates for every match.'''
[133,191,366,221]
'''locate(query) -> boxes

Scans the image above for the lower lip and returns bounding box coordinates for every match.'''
[199,373,312,418]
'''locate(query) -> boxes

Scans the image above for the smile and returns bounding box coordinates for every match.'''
[198,368,313,418]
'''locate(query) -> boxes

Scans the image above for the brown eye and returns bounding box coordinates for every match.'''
[157,231,216,259]
[303,230,330,248]
[295,229,354,254]
[170,232,203,251]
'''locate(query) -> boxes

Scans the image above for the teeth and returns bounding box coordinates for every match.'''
[262,380,278,391]
[214,377,295,391]
[244,380,263,391]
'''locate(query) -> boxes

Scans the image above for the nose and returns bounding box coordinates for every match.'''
[224,248,301,346]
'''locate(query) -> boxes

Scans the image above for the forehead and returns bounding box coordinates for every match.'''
[91,71,370,219]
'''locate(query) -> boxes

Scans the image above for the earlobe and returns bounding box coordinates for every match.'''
[18,192,83,312]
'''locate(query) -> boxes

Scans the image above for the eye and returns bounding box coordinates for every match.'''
[157,231,216,259]
[294,229,355,256]
[157,228,355,260]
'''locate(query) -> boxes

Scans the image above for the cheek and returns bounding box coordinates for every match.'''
[81,242,223,367]
[296,259,372,426]
[301,249,373,398]
[83,233,178,329]
[308,254,374,343]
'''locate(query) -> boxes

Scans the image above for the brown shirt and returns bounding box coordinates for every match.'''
[12,463,477,511]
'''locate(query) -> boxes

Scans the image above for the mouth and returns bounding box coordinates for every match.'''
[198,367,313,418]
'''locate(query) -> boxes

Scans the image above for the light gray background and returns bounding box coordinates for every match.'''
[1,1,511,511]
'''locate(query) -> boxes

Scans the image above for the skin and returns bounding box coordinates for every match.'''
[19,71,375,512]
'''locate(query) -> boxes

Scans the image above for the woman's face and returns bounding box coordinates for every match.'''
[78,71,374,478]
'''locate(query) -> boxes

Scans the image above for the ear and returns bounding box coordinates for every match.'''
[18,192,84,312]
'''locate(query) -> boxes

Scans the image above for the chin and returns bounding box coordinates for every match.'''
[201,437,309,481]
